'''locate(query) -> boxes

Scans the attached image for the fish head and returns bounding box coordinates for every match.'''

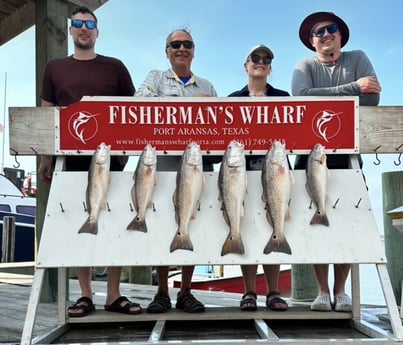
[185,142,202,166]
[94,142,111,164]
[142,144,157,166]
[268,140,287,164]
[225,140,245,167]
[311,143,326,161]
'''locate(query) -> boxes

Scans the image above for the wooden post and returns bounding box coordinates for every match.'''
[382,171,403,305]
[35,0,69,303]
[291,264,317,300]
[1,216,16,262]
[129,267,152,285]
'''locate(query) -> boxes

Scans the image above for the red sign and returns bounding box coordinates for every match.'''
[57,96,359,154]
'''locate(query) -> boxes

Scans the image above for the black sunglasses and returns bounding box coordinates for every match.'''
[249,54,272,65]
[167,40,194,49]
[71,19,97,30]
[312,23,338,38]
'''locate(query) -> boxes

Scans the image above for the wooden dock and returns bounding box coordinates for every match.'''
[0,272,399,344]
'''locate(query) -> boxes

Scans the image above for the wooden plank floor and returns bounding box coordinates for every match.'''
[0,273,396,344]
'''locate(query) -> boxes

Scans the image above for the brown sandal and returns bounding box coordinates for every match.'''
[67,296,95,317]
[266,291,288,311]
[175,288,205,313]
[104,296,142,314]
[240,291,257,311]
[147,289,172,313]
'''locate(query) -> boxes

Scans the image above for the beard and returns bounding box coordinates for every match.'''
[74,37,95,51]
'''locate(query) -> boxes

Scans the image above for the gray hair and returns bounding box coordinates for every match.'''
[165,28,194,49]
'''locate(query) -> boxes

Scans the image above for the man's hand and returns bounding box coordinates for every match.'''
[38,156,53,184]
[356,76,382,94]
[195,93,212,97]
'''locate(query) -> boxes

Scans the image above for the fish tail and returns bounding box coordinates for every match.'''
[263,235,292,255]
[221,234,245,256]
[169,230,193,252]
[310,211,329,226]
[126,215,147,232]
[78,219,98,235]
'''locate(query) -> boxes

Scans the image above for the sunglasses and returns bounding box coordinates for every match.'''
[249,54,272,65]
[312,23,338,38]
[71,19,97,30]
[167,40,194,49]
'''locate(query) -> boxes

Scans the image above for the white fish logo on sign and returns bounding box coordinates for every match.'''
[312,110,342,142]
[68,111,100,144]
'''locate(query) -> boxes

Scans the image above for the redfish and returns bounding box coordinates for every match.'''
[170,142,204,252]
[218,140,247,256]
[127,144,157,232]
[306,143,330,226]
[261,141,292,255]
[79,143,111,235]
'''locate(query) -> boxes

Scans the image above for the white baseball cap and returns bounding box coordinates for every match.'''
[245,44,274,62]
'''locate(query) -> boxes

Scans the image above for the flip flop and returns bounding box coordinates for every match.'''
[67,296,95,317]
[104,296,142,314]
[240,291,257,311]
[266,291,288,311]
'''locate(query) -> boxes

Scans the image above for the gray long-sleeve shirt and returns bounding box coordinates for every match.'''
[291,50,380,106]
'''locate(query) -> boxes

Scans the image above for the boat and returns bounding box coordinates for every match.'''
[172,265,291,296]
[0,172,36,262]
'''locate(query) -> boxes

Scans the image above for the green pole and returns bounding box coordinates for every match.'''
[382,171,403,305]
[129,267,152,285]
[291,264,317,301]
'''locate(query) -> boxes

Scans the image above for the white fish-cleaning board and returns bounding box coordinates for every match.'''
[37,170,385,267]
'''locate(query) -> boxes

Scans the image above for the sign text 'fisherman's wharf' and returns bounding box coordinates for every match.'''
[58,96,358,154]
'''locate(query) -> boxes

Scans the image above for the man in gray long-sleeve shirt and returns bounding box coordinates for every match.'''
[291,12,381,313]
[292,12,381,107]
[292,50,380,106]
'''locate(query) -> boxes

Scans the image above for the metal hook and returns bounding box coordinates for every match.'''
[373,145,381,165]
[394,152,402,166]
[373,153,381,165]
[13,153,20,168]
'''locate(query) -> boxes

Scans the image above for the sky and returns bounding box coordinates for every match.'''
[0,0,402,232]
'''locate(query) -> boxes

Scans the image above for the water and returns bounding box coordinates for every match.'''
[339,264,386,306]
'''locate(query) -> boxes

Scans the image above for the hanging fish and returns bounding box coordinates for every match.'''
[306,143,330,226]
[79,142,111,235]
[261,141,293,255]
[127,144,157,232]
[218,140,247,256]
[170,142,204,252]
